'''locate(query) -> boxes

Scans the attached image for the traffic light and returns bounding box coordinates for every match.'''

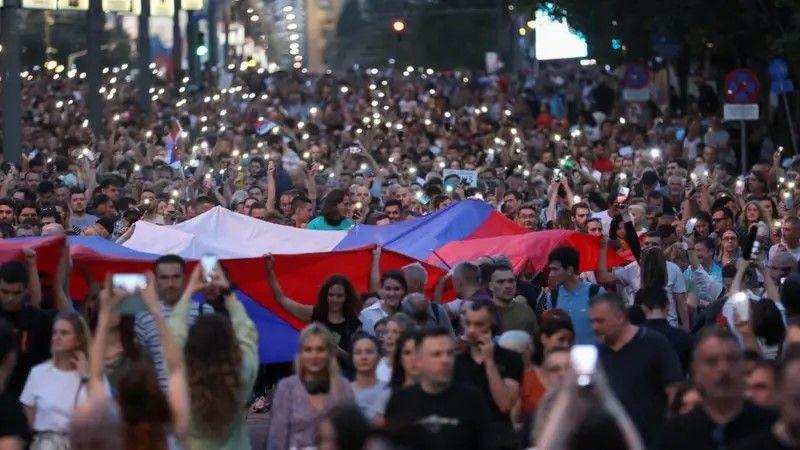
[196,31,208,57]
[392,19,405,40]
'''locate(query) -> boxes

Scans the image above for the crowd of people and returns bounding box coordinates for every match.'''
[1,57,800,449]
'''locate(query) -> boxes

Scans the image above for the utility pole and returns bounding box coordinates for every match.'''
[208,0,218,68]
[137,0,152,111]
[0,0,22,164]
[187,10,199,84]
[172,0,182,86]
[86,0,104,137]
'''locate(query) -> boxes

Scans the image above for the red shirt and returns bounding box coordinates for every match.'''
[594,158,614,172]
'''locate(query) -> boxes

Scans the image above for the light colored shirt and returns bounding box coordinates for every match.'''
[135,301,213,389]
[358,301,389,336]
[168,294,259,450]
[353,380,391,421]
[20,361,110,432]
[554,281,606,345]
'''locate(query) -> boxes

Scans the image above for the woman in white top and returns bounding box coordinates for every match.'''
[350,333,390,425]
[20,311,94,449]
[375,313,413,383]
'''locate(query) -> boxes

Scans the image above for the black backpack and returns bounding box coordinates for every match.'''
[551,283,602,308]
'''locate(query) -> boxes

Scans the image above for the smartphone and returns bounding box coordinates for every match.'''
[570,345,598,387]
[785,192,794,210]
[735,178,745,196]
[751,240,761,259]
[616,186,630,204]
[112,274,148,315]
[685,218,698,236]
[732,292,750,322]
[200,254,219,283]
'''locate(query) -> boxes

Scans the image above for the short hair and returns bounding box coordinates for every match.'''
[154,254,186,273]
[380,270,408,293]
[99,178,121,189]
[452,262,480,286]
[588,291,626,313]
[486,263,514,281]
[195,195,215,206]
[418,325,454,346]
[37,180,54,194]
[248,202,267,215]
[16,200,37,215]
[692,326,740,362]
[694,237,715,252]
[291,196,312,215]
[547,246,580,273]
[0,261,28,287]
[467,298,502,335]
[712,206,734,220]
[401,263,428,289]
[384,199,402,211]
[636,286,669,310]
[69,189,85,200]
[570,202,590,216]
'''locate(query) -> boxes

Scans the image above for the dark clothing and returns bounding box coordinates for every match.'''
[733,429,793,450]
[0,391,29,442]
[0,306,53,398]
[385,383,491,450]
[658,402,777,450]
[598,327,683,445]
[454,345,523,450]
[642,318,694,374]
[454,346,523,424]
[318,315,361,353]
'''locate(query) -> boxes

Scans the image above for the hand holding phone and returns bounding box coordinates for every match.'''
[571,345,599,387]
[112,273,148,315]
[200,254,219,283]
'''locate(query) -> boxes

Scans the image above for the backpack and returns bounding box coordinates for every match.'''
[551,283,601,308]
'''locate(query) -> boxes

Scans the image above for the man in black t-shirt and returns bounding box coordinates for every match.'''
[454,298,522,450]
[590,292,683,446]
[658,327,776,450]
[0,261,53,398]
[385,327,491,450]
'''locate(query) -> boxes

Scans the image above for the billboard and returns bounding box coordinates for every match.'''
[534,8,588,61]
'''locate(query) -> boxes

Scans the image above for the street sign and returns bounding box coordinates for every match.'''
[149,0,173,16]
[769,58,794,94]
[652,33,682,60]
[723,103,759,121]
[21,0,56,9]
[103,0,134,12]
[622,87,650,102]
[181,0,202,10]
[58,0,88,10]
[724,69,760,104]
[623,62,650,89]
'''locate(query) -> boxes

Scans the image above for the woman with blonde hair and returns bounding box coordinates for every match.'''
[738,200,767,233]
[268,323,355,450]
[21,311,98,449]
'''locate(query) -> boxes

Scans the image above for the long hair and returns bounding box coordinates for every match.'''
[85,295,141,361]
[117,357,171,450]
[639,247,667,290]
[53,310,91,357]
[738,201,767,229]
[185,314,243,437]
[389,329,420,388]
[294,323,343,394]
[321,189,347,226]
[311,275,361,323]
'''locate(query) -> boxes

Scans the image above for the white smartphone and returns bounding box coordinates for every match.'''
[112,274,148,315]
[200,254,219,283]
[685,217,698,236]
[732,292,750,322]
[570,345,598,387]
[616,186,630,204]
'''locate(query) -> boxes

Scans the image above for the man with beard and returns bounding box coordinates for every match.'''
[659,327,776,450]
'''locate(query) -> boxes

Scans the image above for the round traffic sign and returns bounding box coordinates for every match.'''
[724,68,760,104]
[623,63,650,89]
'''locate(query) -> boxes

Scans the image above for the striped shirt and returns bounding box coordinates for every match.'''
[135,301,213,389]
